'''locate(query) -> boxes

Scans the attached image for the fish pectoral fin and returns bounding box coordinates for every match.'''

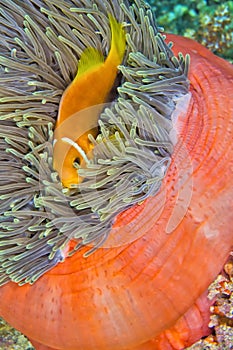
[77,47,104,78]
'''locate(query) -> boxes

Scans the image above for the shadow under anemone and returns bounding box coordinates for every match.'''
[0,0,189,285]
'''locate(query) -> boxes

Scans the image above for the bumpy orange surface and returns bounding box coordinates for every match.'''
[0,34,232,350]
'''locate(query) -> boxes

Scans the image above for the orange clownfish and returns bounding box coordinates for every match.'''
[53,14,126,188]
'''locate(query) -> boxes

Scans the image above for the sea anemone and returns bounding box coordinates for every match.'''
[0,0,189,285]
[0,0,233,349]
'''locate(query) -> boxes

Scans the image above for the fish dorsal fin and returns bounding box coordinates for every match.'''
[77,47,104,78]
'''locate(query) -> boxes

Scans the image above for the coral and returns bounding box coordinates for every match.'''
[196,3,233,59]
[0,318,33,350]
[187,253,233,350]
[150,0,233,62]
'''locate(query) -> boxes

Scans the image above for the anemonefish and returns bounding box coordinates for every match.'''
[53,14,126,188]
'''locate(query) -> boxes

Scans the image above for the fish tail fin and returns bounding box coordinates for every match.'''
[107,14,126,66]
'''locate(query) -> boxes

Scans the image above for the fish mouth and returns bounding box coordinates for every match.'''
[62,177,83,188]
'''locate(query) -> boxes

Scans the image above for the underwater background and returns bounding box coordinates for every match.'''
[152,0,233,62]
[0,0,232,349]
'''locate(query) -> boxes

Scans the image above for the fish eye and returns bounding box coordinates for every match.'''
[73,157,81,165]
